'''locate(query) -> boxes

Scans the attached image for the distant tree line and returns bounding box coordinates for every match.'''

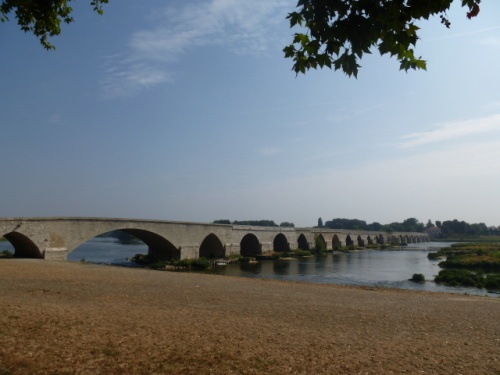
[317,217,425,233]
[315,217,499,235]
[435,219,494,236]
[213,220,294,228]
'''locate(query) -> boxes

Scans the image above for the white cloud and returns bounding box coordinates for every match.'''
[101,56,173,98]
[398,113,500,148]
[102,0,289,98]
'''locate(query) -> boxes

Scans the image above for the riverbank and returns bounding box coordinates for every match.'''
[1,260,499,374]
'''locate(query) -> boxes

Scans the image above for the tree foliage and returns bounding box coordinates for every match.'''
[284,0,481,77]
[233,220,279,227]
[324,217,425,232]
[440,219,489,236]
[0,0,108,49]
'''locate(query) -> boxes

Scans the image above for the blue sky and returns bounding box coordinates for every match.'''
[1,1,499,227]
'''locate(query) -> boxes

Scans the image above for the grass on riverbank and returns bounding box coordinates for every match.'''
[434,235,500,243]
[428,243,500,290]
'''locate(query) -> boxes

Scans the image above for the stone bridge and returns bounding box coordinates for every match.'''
[0,217,428,261]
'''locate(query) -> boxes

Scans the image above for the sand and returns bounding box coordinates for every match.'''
[0,259,499,374]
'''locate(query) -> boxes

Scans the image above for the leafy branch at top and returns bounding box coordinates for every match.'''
[0,0,109,50]
[284,0,481,78]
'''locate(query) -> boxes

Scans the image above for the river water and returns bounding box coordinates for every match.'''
[1,239,497,297]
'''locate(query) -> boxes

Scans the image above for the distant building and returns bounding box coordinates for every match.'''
[425,226,442,238]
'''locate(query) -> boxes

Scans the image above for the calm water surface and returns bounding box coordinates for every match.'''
[2,239,497,297]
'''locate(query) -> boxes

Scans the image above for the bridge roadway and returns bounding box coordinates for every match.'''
[0,217,428,261]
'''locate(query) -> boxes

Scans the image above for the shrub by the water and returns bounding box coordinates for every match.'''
[191,258,211,269]
[483,273,500,289]
[293,249,313,257]
[410,273,425,283]
[169,258,211,269]
[435,269,484,288]
[427,252,442,260]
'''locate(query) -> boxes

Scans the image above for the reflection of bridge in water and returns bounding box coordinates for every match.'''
[0,218,428,261]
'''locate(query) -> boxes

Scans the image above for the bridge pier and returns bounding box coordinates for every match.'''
[225,244,240,257]
[261,242,273,254]
[179,245,198,260]
[43,248,68,261]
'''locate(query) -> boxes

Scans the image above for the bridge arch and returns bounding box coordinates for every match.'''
[273,233,290,252]
[297,233,309,250]
[118,229,179,260]
[71,228,180,261]
[345,235,354,247]
[332,235,341,249]
[356,235,364,247]
[240,233,261,257]
[3,231,42,258]
[199,234,225,259]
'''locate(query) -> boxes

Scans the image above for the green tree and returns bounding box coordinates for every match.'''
[284,0,481,77]
[0,0,108,49]
[317,217,323,228]
[213,219,231,225]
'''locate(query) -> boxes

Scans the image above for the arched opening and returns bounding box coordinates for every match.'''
[367,236,373,245]
[199,234,225,259]
[297,233,309,250]
[273,233,290,252]
[377,235,385,244]
[346,235,354,247]
[240,234,261,257]
[357,235,364,247]
[3,232,42,258]
[332,235,341,249]
[69,229,179,264]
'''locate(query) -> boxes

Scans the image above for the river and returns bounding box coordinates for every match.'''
[1,238,497,297]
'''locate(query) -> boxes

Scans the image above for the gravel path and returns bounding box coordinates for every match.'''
[1,260,499,374]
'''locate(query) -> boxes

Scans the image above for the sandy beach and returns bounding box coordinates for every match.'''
[0,259,498,374]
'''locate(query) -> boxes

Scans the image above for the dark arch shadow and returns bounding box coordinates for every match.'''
[332,234,341,249]
[376,235,385,244]
[297,233,309,250]
[3,232,42,258]
[240,233,261,257]
[273,233,290,252]
[345,235,354,247]
[199,234,225,259]
[357,235,364,247]
[120,229,179,261]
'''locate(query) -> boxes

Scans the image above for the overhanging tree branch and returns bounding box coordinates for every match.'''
[284,0,481,77]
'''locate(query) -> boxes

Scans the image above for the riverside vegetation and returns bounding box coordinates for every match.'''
[428,243,500,290]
